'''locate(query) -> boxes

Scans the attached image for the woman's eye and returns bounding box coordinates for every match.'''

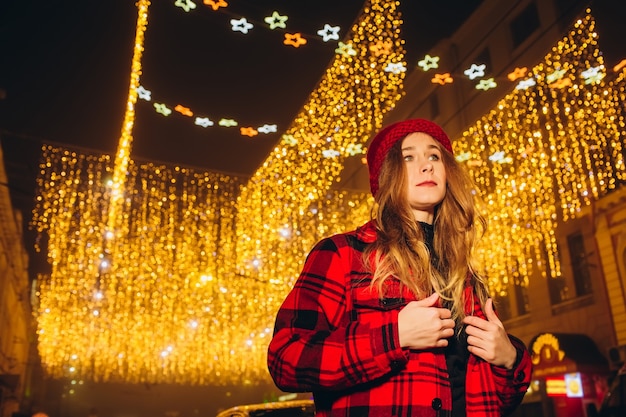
[403,154,414,161]
[429,154,441,161]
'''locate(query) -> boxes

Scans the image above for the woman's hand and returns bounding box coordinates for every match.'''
[463,298,517,369]
[398,293,455,349]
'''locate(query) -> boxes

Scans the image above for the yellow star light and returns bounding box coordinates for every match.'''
[154,103,172,116]
[219,118,237,127]
[335,41,356,57]
[264,11,288,30]
[546,68,567,84]
[174,0,197,12]
[418,54,440,71]
[476,77,497,90]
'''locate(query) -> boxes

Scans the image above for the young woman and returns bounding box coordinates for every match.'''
[267,119,532,416]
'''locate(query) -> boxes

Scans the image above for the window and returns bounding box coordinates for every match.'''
[510,2,540,48]
[567,232,593,296]
[474,47,492,75]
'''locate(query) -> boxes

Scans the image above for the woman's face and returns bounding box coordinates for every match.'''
[401,132,447,223]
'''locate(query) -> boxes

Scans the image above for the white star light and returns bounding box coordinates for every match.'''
[317,24,340,42]
[464,63,486,80]
[231,18,254,34]
[195,117,214,128]
[136,86,151,101]
[258,124,277,134]
[581,65,605,84]
[384,62,407,74]
[516,78,537,90]
[322,149,341,158]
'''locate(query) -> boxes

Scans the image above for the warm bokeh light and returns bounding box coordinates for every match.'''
[458,12,626,294]
[32,0,400,385]
[31,4,625,385]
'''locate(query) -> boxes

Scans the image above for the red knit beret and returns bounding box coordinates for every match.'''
[366,118,453,196]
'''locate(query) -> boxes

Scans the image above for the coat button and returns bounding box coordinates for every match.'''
[516,370,525,382]
[431,398,442,410]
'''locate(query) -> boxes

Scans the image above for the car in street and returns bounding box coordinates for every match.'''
[216,399,315,417]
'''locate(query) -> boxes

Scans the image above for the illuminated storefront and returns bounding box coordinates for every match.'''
[530,333,611,417]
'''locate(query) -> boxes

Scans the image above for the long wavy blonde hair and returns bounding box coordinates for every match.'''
[364,137,490,324]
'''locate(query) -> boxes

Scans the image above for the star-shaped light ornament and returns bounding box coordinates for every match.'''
[282,134,297,146]
[204,0,227,10]
[507,67,528,81]
[219,118,238,127]
[154,103,172,116]
[284,33,307,48]
[488,151,513,164]
[581,65,605,84]
[550,78,572,89]
[195,117,214,128]
[476,78,497,91]
[369,40,392,57]
[464,63,486,80]
[345,143,363,156]
[455,152,471,162]
[515,78,536,90]
[384,62,406,74]
[136,86,151,101]
[335,42,357,57]
[240,127,258,137]
[175,0,197,12]
[418,54,440,71]
[231,18,253,34]
[432,73,453,85]
[322,149,341,158]
[175,105,193,117]
[257,124,277,134]
[317,24,340,42]
[546,68,567,84]
[264,11,288,29]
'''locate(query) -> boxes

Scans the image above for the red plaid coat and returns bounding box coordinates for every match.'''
[268,220,532,416]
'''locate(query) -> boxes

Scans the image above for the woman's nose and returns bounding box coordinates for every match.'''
[421,162,433,172]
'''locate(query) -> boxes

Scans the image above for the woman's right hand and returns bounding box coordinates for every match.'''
[397,293,455,349]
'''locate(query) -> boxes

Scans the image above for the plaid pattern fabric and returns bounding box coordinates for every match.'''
[268,220,532,417]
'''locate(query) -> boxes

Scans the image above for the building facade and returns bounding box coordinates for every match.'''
[0,144,36,417]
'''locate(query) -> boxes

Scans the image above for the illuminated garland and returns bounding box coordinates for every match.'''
[456,11,626,293]
[32,6,626,387]
[173,0,347,49]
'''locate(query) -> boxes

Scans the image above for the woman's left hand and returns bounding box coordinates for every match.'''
[462,298,517,369]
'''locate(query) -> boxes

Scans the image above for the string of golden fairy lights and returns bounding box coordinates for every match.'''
[32,6,626,386]
[459,11,626,294]
[32,0,396,385]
